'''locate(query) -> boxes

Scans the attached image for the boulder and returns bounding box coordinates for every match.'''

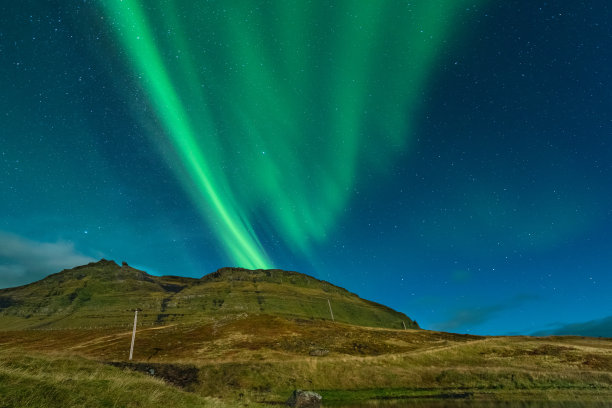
[308,348,329,357]
[286,390,322,408]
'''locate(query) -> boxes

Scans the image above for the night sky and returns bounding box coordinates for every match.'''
[1,1,610,336]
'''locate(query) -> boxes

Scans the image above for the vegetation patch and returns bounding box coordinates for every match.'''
[107,361,200,389]
[317,388,473,403]
[0,349,224,408]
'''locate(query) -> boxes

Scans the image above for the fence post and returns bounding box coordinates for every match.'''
[327,299,334,322]
[129,310,138,360]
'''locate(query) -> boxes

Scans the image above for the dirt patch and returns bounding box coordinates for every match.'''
[580,353,611,369]
[528,344,576,356]
[107,361,199,389]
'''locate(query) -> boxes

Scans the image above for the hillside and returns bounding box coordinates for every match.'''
[1,316,611,406]
[1,260,611,406]
[0,259,417,330]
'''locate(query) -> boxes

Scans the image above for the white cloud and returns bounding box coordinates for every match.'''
[0,231,96,288]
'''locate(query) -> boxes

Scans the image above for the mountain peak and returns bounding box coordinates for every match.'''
[203,267,323,286]
[205,266,281,280]
[56,259,154,285]
[74,258,119,270]
[214,266,254,274]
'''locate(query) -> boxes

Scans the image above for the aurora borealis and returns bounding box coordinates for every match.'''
[1,1,611,336]
[99,0,477,269]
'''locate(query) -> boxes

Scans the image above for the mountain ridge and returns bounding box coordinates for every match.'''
[0,259,418,331]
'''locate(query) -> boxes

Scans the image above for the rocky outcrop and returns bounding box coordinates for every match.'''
[285,390,322,408]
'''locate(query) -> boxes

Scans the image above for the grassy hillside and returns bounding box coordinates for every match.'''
[1,261,611,406]
[0,260,417,330]
[0,315,611,405]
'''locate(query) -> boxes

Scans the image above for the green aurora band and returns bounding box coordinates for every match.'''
[100,0,482,269]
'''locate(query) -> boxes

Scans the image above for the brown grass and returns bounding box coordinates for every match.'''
[1,314,611,405]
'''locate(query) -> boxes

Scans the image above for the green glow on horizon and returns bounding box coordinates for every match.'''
[101,0,482,268]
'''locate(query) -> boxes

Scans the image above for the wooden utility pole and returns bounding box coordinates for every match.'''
[402,320,407,330]
[327,299,334,322]
[129,310,138,360]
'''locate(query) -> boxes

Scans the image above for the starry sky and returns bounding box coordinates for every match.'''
[1,1,610,336]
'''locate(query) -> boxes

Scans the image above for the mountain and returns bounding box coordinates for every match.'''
[0,259,418,330]
[1,260,611,406]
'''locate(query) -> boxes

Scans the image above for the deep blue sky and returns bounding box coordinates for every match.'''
[1,1,610,336]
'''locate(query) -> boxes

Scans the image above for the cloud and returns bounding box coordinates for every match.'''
[0,232,95,288]
[432,305,506,331]
[533,316,612,338]
[432,294,539,332]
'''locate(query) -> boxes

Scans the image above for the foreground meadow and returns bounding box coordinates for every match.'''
[1,315,611,407]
